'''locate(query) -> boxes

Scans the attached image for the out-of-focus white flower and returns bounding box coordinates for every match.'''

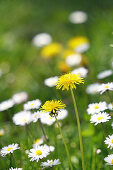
[24,99,41,110]
[87,102,107,115]
[72,67,88,78]
[31,111,41,123]
[13,111,32,126]
[97,70,113,79]
[33,137,44,148]
[0,129,5,136]
[43,144,55,152]
[40,112,55,126]
[66,53,82,66]
[57,109,68,120]
[1,144,20,157]
[32,33,52,47]
[104,154,113,165]
[108,103,113,110]
[9,168,22,170]
[105,135,113,149]
[44,76,58,87]
[41,159,61,168]
[86,83,101,95]
[69,11,88,24]
[12,92,28,104]
[25,150,29,154]
[28,145,50,162]
[98,82,113,94]
[96,149,101,154]
[0,99,14,111]
[90,112,111,125]
[111,122,113,129]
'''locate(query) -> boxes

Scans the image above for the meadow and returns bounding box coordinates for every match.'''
[0,0,113,169]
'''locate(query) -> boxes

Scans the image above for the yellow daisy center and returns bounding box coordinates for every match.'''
[94,105,99,109]
[111,159,113,164]
[97,116,103,121]
[105,85,109,88]
[34,114,38,118]
[36,150,42,155]
[35,138,41,143]
[31,103,34,106]
[7,147,13,151]
[49,116,53,119]
[0,131,3,136]
[112,139,113,144]
[23,118,27,122]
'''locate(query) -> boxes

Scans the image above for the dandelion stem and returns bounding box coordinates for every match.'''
[70,89,85,170]
[55,115,73,170]
[38,119,48,144]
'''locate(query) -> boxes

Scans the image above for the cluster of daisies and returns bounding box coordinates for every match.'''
[87,81,113,165]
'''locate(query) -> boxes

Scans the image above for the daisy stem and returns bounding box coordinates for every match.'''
[54,115,73,170]
[70,89,85,170]
[38,119,48,144]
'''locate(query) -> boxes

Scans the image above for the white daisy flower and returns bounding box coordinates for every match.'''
[98,82,113,94]
[32,33,52,47]
[0,99,14,111]
[41,159,61,168]
[44,76,58,87]
[28,145,50,162]
[87,102,107,115]
[104,135,113,149]
[108,103,113,110]
[0,129,5,136]
[96,149,101,154]
[1,143,20,157]
[43,144,55,152]
[24,99,41,110]
[66,53,82,66]
[12,92,28,104]
[40,112,56,126]
[104,154,113,165]
[71,67,88,78]
[86,83,101,94]
[31,111,41,123]
[97,70,113,79]
[57,109,68,120]
[69,11,88,24]
[90,112,111,125]
[32,137,44,148]
[13,111,32,126]
[9,168,22,170]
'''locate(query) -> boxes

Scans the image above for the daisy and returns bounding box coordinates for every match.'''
[12,92,28,104]
[87,102,107,115]
[86,83,101,95]
[111,122,113,129]
[98,82,113,94]
[44,76,58,87]
[97,70,113,79]
[1,143,20,157]
[0,129,5,136]
[104,154,113,165]
[31,111,41,123]
[28,145,50,162]
[41,100,65,114]
[32,137,44,148]
[9,168,22,170]
[40,112,55,125]
[24,99,41,110]
[104,135,113,149]
[56,73,84,91]
[57,109,68,120]
[90,112,111,125]
[41,159,61,168]
[0,99,14,111]
[32,33,52,47]
[13,111,32,126]
[43,144,55,152]
[72,67,88,78]
[69,11,88,24]
[66,53,82,66]
[108,103,113,110]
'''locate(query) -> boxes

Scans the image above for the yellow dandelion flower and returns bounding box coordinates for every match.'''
[41,43,62,58]
[41,100,66,114]
[58,61,70,73]
[62,49,75,58]
[56,73,84,91]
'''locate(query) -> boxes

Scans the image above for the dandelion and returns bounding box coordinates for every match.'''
[41,159,61,168]
[86,83,101,95]
[72,67,88,78]
[66,53,82,66]
[97,70,113,79]
[58,61,70,73]
[87,102,107,115]
[44,76,58,87]
[1,144,20,157]
[98,82,113,94]
[90,112,111,125]
[24,99,41,110]
[69,11,88,24]
[0,99,14,111]
[0,129,5,136]
[104,154,113,165]
[105,135,113,149]
[12,92,28,104]
[28,145,50,162]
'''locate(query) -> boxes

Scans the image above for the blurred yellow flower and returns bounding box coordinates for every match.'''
[56,73,84,91]
[68,36,89,53]
[62,49,75,58]
[41,100,66,114]
[58,61,70,73]
[41,43,62,58]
